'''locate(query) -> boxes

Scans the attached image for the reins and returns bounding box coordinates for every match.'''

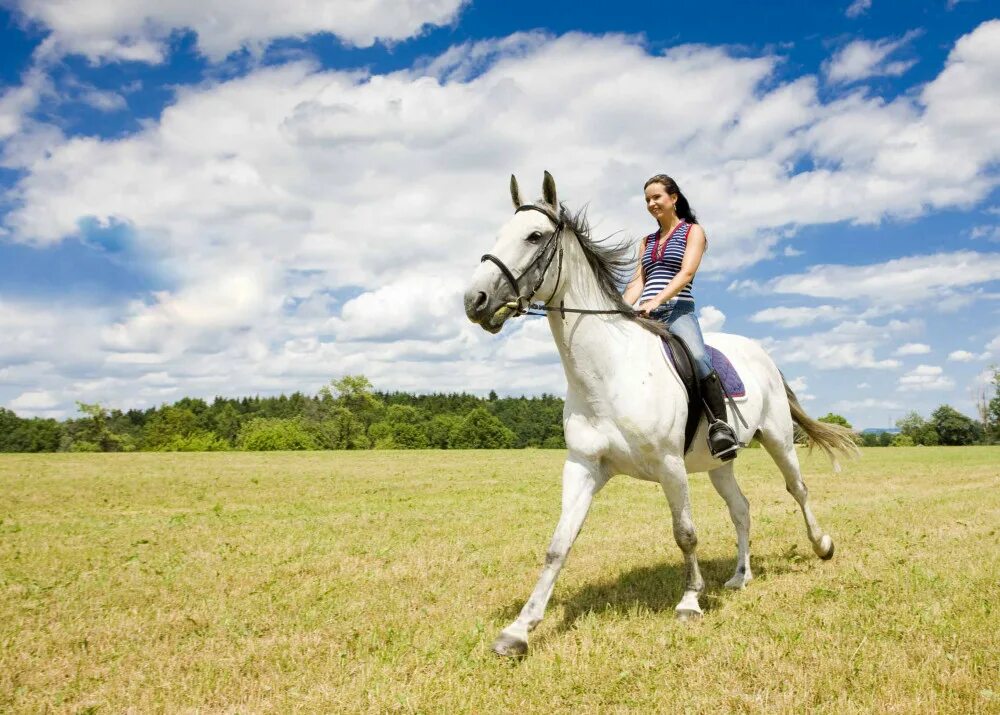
[480,204,639,319]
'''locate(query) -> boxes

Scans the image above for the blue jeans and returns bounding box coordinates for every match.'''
[651,300,713,380]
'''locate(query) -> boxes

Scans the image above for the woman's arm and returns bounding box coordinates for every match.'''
[637,224,706,314]
[622,236,648,305]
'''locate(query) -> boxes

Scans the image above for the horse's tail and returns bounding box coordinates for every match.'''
[783,376,860,472]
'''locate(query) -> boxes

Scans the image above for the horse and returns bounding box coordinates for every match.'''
[463,171,859,658]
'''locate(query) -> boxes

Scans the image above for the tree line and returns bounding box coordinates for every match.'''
[2,370,997,453]
[815,368,1000,448]
[0,376,566,453]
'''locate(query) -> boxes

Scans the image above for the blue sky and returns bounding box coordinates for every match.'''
[0,0,997,429]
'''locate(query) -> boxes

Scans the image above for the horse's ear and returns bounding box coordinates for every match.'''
[542,170,557,208]
[510,174,523,210]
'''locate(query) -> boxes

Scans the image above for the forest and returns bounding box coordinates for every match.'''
[0,376,565,452]
[1,372,997,452]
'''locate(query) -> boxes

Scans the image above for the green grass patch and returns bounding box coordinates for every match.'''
[1,448,998,712]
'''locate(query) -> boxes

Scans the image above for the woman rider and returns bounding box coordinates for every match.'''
[623,174,740,460]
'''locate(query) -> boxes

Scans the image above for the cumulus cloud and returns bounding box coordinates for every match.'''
[750,304,845,328]
[1,22,1000,413]
[329,274,466,342]
[948,349,987,362]
[10,0,470,63]
[0,68,51,140]
[833,397,903,411]
[897,364,955,391]
[763,318,915,370]
[699,305,726,333]
[824,31,920,84]
[894,342,931,356]
[787,375,815,401]
[9,390,59,410]
[761,251,1000,310]
[495,318,560,365]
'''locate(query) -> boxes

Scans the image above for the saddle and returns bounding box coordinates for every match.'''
[660,335,747,454]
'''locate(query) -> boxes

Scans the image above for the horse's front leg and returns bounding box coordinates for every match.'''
[492,455,607,657]
[659,456,705,620]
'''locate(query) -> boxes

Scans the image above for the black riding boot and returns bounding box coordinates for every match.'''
[701,370,740,461]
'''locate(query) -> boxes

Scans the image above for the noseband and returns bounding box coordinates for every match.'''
[480,204,638,319]
[480,204,565,316]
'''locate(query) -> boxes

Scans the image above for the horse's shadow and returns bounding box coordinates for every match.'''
[493,553,797,635]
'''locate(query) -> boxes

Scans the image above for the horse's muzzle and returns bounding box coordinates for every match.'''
[464,288,508,333]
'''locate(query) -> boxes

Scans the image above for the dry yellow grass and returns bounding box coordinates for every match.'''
[1,447,998,713]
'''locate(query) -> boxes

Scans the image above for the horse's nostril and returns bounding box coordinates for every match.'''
[475,292,488,311]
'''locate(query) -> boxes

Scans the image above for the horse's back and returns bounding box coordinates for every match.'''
[704,332,783,390]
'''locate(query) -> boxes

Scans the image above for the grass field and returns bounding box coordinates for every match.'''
[1,447,998,713]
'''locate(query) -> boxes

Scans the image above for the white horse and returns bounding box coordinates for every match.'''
[464,172,858,657]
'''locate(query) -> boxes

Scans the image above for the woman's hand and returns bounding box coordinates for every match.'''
[638,300,660,316]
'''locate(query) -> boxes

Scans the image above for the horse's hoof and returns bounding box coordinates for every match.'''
[815,535,835,560]
[675,608,702,622]
[724,573,752,590]
[491,632,528,658]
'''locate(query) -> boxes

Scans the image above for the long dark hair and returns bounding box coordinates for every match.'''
[643,174,698,225]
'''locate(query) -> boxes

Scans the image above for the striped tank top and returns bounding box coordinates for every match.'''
[640,221,695,303]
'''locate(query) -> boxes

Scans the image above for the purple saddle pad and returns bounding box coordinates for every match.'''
[707,345,746,398]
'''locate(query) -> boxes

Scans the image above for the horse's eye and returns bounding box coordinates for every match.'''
[526,231,543,243]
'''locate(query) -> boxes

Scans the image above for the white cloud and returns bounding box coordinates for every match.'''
[786,375,815,401]
[897,364,955,392]
[1,23,999,411]
[824,31,920,84]
[495,319,560,364]
[11,0,470,63]
[101,268,279,354]
[79,88,127,112]
[987,335,1000,357]
[764,318,915,370]
[969,224,1000,242]
[0,68,51,140]
[948,349,987,362]
[894,342,930,356]
[779,343,901,370]
[783,245,804,257]
[764,251,1000,310]
[329,274,466,342]
[699,305,726,333]
[788,376,808,392]
[833,397,903,411]
[845,0,872,18]
[750,305,845,328]
[856,382,870,388]
[9,390,59,410]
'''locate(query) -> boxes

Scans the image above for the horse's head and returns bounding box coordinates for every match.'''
[464,171,565,333]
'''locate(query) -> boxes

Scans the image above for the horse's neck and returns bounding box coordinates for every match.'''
[547,236,656,400]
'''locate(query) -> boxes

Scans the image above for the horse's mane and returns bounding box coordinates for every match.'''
[556,202,669,338]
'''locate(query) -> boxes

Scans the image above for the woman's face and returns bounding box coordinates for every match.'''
[644,182,676,221]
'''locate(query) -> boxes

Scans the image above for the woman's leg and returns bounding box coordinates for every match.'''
[664,302,713,380]
[665,302,739,460]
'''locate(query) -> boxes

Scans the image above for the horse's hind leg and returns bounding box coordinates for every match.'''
[759,424,835,560]
[491,455,608,657]
[708,462,752,588]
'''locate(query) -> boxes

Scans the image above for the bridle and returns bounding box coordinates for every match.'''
[480,204,639,319]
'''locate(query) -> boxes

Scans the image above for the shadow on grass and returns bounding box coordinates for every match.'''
[493,550,807,635]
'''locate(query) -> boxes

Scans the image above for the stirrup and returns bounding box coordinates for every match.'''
[708,420,739,461]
